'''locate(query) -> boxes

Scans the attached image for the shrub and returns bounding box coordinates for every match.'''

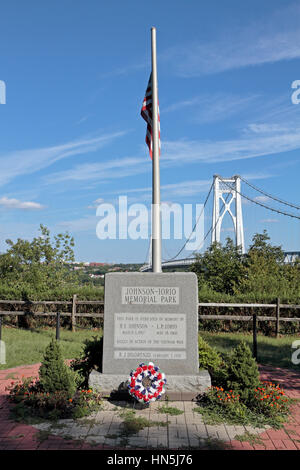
[198,335,222,373]
[249,381,290,418]
[195,340,291,429]
[7,377,39,403]
[39,338,76,397]
[225,341,260,403]
[196,386,249,424]
[195,383,290,428]
[70,389,103,419]
[6,338,103,422]
[71,335,103,387]
[7,379,102,421]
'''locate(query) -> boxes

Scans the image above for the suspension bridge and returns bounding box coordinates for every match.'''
[140,175,300,272]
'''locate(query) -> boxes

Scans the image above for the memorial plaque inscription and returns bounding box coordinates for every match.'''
[102,272,199,375]
[122,287,179,305]
[114,312,186,349]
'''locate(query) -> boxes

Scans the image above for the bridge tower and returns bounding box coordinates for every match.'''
[211,175,245,253]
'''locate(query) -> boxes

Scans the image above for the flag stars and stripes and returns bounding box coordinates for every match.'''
[141,73,161,159]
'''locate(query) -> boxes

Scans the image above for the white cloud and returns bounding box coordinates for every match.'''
[46,156,146,184]
[161,180,211,197]
[0,196,44,210]
[162,5,300,76]
[75,114,92,125]
[99,61,147,79]
[163,97,202,113]
[260,218,279,223]
[106,179,212,198]
[254,195,271,203]
[46,128,290,187]
[0,131,127,187]
[44,96,300,187]
[164,93,258,124]
[246,123,290,134]
[102,172,274,202]
[87,197,105,209]
[44,127,292,187]
[242,172,275,181]
[161,126,300,165]
[57,216,98,232]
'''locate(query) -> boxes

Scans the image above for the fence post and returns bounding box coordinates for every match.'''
[71,294,77,332]
[276,297,280,338]
[56,311,60,341]
[0,315,2,341]
[252,313,257,360]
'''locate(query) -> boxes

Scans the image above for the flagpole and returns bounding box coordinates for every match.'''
[151,26,162,273]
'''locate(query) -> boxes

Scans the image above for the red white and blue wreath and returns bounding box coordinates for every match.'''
[128,362,167,403]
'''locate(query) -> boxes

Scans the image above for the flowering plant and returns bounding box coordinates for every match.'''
[251,381,289,416]
[6,378,102,420]
[211,386,240,403]
[128,362,167,404]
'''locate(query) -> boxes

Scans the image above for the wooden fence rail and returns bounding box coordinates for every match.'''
[0,298,299,359]
[3,300,299,307]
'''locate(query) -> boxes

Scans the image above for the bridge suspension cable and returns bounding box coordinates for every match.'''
[219,178,300,221]
[166,182,214,261]
[184,190,234,259]
[143,174,300,269]
[239,176,300,211]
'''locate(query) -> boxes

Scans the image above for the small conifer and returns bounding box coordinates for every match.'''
[39,338,76,397]
[226,341,260,402]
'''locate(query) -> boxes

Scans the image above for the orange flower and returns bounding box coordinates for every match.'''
[69,398,73,403]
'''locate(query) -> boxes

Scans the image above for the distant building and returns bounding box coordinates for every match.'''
[89,262,110,267]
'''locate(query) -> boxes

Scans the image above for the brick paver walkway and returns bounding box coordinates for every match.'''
[0,363,299,450]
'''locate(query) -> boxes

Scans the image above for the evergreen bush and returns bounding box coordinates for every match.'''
[198,336,222,373]
[225,341,260,403]
[71,336,103,387]
[39,338,76,397]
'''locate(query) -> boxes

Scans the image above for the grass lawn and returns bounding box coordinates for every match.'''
[1,326,299,371]
[200,330,300,370]
[0,326,102,370]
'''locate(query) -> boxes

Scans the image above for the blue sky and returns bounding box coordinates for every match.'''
[0,0,300,263]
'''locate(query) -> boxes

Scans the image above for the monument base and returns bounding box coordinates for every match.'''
[88,369,211,401]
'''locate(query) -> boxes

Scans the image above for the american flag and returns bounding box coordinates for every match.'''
[141,73,160,159]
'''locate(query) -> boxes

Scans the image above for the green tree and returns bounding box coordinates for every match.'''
[0,224,76,292]
[191,238,243,294]
[237,230,288,298]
